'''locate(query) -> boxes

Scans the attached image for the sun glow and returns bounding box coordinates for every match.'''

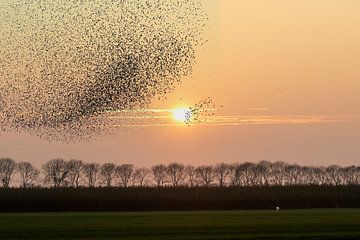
[173,108,191,122]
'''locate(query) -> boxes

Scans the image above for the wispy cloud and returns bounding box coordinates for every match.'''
[193,115,351,126]
[102,109,357,128]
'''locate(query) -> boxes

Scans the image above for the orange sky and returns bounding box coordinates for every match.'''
[1,0,360,167]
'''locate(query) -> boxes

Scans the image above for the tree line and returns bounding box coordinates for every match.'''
[0,158,359,188]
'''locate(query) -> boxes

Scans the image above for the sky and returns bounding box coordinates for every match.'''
[1,0,360,167]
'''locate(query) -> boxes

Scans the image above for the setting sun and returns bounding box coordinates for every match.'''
[173,108,191,122]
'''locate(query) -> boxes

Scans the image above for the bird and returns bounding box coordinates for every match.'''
[0,0,208,141]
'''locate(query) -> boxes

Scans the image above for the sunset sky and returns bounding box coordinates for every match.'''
[1,0,360,167]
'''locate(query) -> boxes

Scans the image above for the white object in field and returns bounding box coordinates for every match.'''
[276,206,280,212]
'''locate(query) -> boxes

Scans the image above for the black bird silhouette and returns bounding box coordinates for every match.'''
[0,0,207,141]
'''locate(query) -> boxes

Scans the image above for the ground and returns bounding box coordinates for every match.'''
[0,209,359,239]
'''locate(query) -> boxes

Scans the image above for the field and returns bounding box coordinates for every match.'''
[0,209,359,240]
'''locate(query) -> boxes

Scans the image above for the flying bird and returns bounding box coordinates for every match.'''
[0,0,207,141]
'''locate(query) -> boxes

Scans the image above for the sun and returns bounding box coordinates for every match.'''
[173,108,191,122]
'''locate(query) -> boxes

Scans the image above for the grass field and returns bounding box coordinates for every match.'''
[0,209,359,240]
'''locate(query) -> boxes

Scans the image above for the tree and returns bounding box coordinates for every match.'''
[42,159,69,188]
[343,166,358,185]
[151,164,168,187]
[258,160,272,186]
[238,162,257,186]
[82,163,100,187]
[2,158,360,188]
[284,164,302,185]
[326,165,342,186]
[100,163,116,187]
[67,159,83,187]
[167,163,185,187]
[196,166,213,187]
[185,165,197,187]
[313,167,327,186]
[115,164,134,187]
[228,163,241,186]
[213,163,230,187]
[0,158,16,188]
[269,161,287,186]
[17,162,39,188]
[133,167,150,187]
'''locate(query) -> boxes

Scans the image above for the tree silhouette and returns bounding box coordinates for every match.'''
[42,159,69,188]
[17,162,39,188]
[0,158,16,188]
[115,164,134,187]
[100,163,116,187]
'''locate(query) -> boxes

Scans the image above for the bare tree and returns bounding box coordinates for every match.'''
[326,165,342,186]
[356,166,360,185]
[196,166,213,187]
[2,158,360,188]
[67,159,83,187]
[133,167,150,187]
[151,164,168,187]
[100,163,116,187]
[228,163,241,186]
[115,164,134,187]
[42,159,69,188]
[343,166,358,185]
[268,161,287,186]
[314,166,327,186]
[167,163,186,187]
[82,163,100,187]
[250,163,266,186]
[237,162,257,186]
[185,165,197,187]
[17,162,39,188]
[258,160,272,186]
[0,158,16,188]
[284,164,301,185]
[213,163,230,187]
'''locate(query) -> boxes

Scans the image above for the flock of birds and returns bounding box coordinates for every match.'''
[0,0,209,141]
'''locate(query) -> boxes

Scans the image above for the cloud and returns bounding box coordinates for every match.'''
[104,109,356,127]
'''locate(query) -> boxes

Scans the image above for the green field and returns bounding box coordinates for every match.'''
[0,209,359,240]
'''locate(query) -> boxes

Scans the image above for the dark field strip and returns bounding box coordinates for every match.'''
[1,186,360,212]
[0,209,359,240]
